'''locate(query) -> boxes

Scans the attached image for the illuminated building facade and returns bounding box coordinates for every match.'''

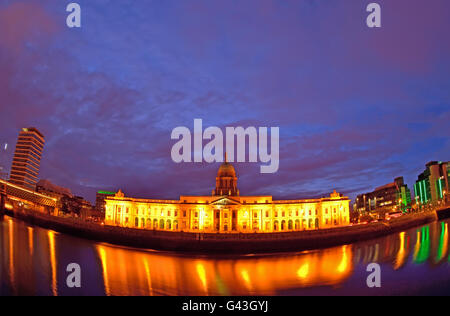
[9,127,45,190]
[355,176,412,216]
[105,160,350,233]
[414,161,449,205]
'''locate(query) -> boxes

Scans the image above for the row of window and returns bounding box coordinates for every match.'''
[109,216,345,231]
[112,206,344,219]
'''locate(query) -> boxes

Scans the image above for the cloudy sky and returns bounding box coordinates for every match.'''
[0,0,449,203]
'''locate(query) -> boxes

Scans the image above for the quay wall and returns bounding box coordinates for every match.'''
[5,208,438,254]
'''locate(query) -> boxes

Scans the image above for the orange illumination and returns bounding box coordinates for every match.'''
[48,231,58,296]
[87,240,354,295]
[337,245,349,273]
[297,263,309,279]
[8,220,15,290]
[394,232,407,270]
[28,227,34,256]
[97,246,111,296]
[196,263,208,293]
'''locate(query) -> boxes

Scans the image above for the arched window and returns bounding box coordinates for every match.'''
[141,218,145,228]
[147,218,152,229]
[295,219,300,230]
[153,219,158,229]
[273,220,279,231]
[135,217,139,227]
[159,219,165,229]
[167,219,172,230]
[315,218,319,229]
[281,220,286,231]
[173,220,179,230]
[288,220,293,230]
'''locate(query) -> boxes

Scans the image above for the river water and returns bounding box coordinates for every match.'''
[0,215,449,296]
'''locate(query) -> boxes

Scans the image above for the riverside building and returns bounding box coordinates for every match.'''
[355,176,412,217]
[414,161,449,205]
[105,160,350,233]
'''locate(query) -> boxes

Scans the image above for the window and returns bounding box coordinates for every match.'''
[175,211,178,217]
[275,211,278,217]
[309,210,312,216]
[183,211,186,217]
[254,212,257,218]
[135,218,139,227]
[168,211,171,217]
[195,212,198,217]
[282,211,285,217]
[296,210,299,216]
[266,211,269,217]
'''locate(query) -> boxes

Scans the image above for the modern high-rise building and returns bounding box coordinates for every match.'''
[414,161,449,205]
[9,127,45,190]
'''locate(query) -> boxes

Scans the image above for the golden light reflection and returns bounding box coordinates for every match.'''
[394,232,407,270]
[97,246,111,296]
[8,219,15,291]
[142,258,153,296]
[297,263,309,279]
[92,244,353,295]
[196,263,208,293]
[337,245,348,273]
[48,231,58,296]
[28,227,34,256]
[240,269,252,291]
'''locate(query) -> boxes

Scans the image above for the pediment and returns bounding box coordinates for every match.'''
[210,197,241,206]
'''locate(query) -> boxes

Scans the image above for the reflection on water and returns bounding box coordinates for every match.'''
[0,216,449,296]
[94,243,353,296]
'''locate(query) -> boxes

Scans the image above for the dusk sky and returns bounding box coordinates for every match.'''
[0,0,449,203]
